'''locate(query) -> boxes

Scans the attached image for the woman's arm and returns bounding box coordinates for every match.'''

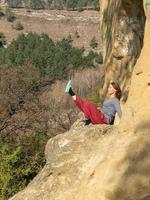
[114,101,122,118]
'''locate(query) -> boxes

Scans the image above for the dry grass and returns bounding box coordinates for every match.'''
[0,8,101,51]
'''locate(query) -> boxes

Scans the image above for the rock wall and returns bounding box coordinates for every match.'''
[120,0,150,133]
[100,0,146,102]
[9,120,150,200]
[9,1,150,200]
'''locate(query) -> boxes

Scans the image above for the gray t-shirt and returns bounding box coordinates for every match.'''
[100,97,122,124]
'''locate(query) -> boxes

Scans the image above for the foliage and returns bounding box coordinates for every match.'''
[13,21,24,30]
[95,52,103,64]
[86,85,101,107]
[0,31,103,199]
[90,36,98,49]
[0,32,6,48]
[7,0,23,8]
[77,0,87,11]
[47,0,53,9]
[66,0,78,10]
[5,8,15,22]
[5,0,100,10]
[93,0,100,11]
[30,0,45,9]
[0,145,30,199]
[0,129,48,200]
[0,32,102,79]
[83,50,98,67]
[0,7,5,17]
[74,31,80,39]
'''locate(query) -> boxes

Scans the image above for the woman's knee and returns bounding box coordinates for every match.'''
[84,101,93,106]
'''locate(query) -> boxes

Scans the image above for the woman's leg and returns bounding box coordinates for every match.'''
[65,80,107,124]
[74,96,107,124]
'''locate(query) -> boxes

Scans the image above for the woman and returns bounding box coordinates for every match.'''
[65,80,122,125]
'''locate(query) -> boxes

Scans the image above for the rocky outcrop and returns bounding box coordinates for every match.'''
[9,120,150,200]
[9,1,150,200]
[100,0,146,102]
[120,0,150,133]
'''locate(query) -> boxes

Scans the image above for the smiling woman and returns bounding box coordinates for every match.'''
[65,80,122,125]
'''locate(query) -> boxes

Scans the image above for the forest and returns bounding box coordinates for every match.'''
[0,32,103,200]
[2,0,100,10]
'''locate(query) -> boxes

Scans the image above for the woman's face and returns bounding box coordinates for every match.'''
[108,84,116,96]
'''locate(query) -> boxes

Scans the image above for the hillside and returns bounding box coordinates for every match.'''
[9,0,150,200]
[0,8,104,198]
[0,8,101,52]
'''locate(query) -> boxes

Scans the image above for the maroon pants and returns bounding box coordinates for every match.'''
[74,96,107,124]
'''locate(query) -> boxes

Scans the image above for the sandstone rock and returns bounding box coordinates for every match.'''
[120,0,150,133]
[9,120,150,200]
[100,0,146,102]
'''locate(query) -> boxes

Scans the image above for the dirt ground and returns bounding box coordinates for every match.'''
[0,8,101,51]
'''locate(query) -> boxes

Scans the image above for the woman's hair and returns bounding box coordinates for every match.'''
[110,81,122,100]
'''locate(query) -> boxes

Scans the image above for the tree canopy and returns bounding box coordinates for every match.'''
[0,32,103,80]
[5,0,100,10]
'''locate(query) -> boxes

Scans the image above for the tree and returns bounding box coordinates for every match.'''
[0,32,6,48]
[66,0,78,10]
[5,8,15,22]
[13,21,24,30]
[83,50,95,67]
[7,0,23,8]
[90,36,98,49]
[95,52,103,64]
[0,6,5,17]
[93,0,100,11]
[0,32,100,78]
[47,0,53,9]
[74,30,80,38]
[0,145,28,200]
[30,0,45,9]
[77,0,87,11]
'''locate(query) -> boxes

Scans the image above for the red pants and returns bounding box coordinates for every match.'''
[74,96,107,124]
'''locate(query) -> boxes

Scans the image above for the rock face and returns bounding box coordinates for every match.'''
[9,1,150,200]
[120,0,150,133]
[9,120,150,200]
[100,0,146,102]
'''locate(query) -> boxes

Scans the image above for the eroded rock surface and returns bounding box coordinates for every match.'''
[100,0,146,102]
[9,120,150,200]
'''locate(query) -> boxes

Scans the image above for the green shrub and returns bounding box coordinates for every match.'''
[86,84,102,107]
[83,50,96,67]
[5,0,100,10]
[90,36,98,49]
[30,0,45,9]
[0,129,48,200]
[5,8,15,22]
[95,52,103,64]
[0,32,6,48]
[66,0,78,10]
[14,21,24,30]
[93,0,100,11]
[0,32,100,79]
[77,0,86,12]
[0,7,5,17]
[7,0,23,8]
[74,31,80,39]
[0,145,31,199]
